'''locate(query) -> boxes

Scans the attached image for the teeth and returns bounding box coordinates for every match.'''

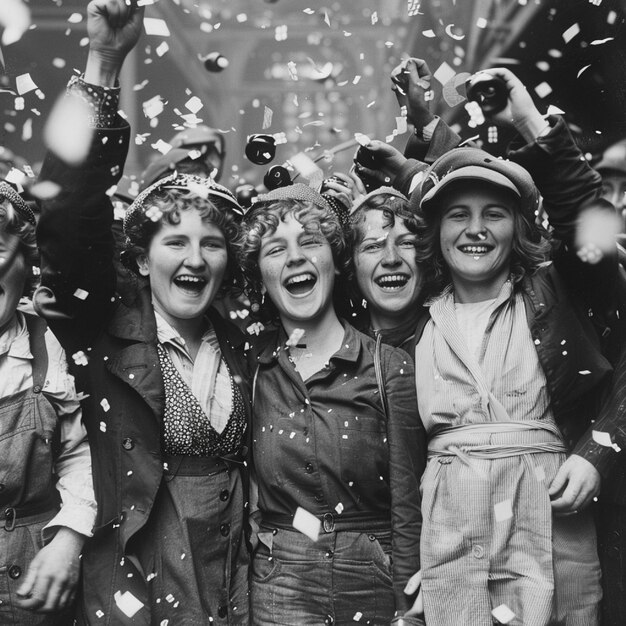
[460,245,489,254]
[377,274,408,284]
[286,273,314,286]
[175,275,205,284]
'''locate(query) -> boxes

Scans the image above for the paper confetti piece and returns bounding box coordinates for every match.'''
[16,73,38,95]
[0,0,31,46]
[408,0,421,16]
[546,105,566,115]
[289,152,323,186]
[263,106,273,130]
[143,17,170,37]
[155,41,169,57]
[74,288,89,300]
[142,95,165,119]
[590,37,614,45]
[476,17,488,28]
[534,82,552,98]
[593,430,614,447]
[68,12,83,24]
[44,94,93,165]
[292,507,321,541]
[492,604,516,624]
[494,499,513,522]
[185,96,203,114]
[562,23,580,44]
[433,61,456,85]
[100,398,110,412]
[113,591,144,618]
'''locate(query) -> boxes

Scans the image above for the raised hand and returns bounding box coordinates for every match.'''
[391,58,435,132]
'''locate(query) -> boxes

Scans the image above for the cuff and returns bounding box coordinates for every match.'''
[67,74,120,128]
[43,503,96,542]
[420,117,440,142]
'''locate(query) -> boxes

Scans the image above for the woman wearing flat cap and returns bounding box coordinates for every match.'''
[404,68,624,625]
[34,2,250,623]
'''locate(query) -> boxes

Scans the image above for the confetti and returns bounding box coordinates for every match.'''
[263,106,273,130]
[100,398,110,412]
[185,96,203,114]
[16,73,38,95]
[422,29,436,38]
[433,61,456,86]
[142,95,165,119]
[144,17,170,37]
[408,1,421,17]
[492,604,516,624]
[353,612,363,621]
[534,82,552,98]
[476,17,488,28]
[44,94,93,166]
[590,37,614,46]
[494,499,513,522]
[155,42,169,57]
[0,0,31,46]
[68,12,83,24]
[113,591,144,618]
[292,507,321,541]
[562,23,580,44]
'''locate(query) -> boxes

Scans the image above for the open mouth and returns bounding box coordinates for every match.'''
[374,274,409,291]
[284,272,317,295]
[173,274,207,295]
[458,245,493,255]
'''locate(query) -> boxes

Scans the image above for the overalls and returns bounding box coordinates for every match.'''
[0,316,68,625]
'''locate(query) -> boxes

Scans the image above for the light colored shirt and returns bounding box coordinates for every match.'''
[154,311,232,433]
[454,298,497,359]
[0,311,96,537]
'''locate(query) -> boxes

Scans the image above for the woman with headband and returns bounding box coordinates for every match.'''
[34,2,250,623]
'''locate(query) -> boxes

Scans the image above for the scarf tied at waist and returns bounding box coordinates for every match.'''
[427,420,568,478]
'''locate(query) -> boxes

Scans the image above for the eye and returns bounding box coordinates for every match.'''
[361,242,383,253]
[399,239,417,249]
[301,236,322,247]
[263,245,285,257]
[202,239,225,250]
[485,209,507,220]
[445,210,466,221]
[165,239,185,248]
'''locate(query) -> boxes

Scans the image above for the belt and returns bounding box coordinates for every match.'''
[3,498,59,532]
[162,449,246,478]
[261,512,390,534]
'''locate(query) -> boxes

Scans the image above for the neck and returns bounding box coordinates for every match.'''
[281,307,344,356]
[370,307,420,332]
[452,275,508,304]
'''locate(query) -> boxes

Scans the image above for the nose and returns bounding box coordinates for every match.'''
[285,242,305,267]
[184,242,205,268]
[381,242,401,267]
[465,214,487,238]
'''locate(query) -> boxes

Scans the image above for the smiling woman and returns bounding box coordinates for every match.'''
[239,184,425,626]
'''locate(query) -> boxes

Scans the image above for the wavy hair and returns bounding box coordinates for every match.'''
[238,199,350,321]
[415,195,552,297]
[121,187,242,294]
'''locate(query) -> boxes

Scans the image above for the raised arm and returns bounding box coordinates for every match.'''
[34,0,142,351]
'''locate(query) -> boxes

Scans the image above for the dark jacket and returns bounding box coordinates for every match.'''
[34,119,252,621]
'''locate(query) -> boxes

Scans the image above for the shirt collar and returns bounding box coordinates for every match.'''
[257,320,362,366]
[0,312,32,360]
[154,310,218,354]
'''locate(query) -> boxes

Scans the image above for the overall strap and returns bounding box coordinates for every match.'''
[24,313,49,390]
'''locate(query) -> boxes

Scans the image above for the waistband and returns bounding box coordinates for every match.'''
[261,511,390,534]
[3,498,58,532]
[163,450,245,477]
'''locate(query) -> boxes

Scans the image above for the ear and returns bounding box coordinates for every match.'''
[136,254,150,277]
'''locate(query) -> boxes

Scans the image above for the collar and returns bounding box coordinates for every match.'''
[154,309,218,353]
[0,312,32,360]
[257,319,362,366]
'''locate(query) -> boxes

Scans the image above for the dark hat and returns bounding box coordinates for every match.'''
[123,172,243,236]
[141,126,225,188]
[419,147,539,222]
[0,181,36,226]
[596,139,626,176]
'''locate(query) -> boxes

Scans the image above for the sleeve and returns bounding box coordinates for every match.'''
[403,118,462,164]
[509,115,617,318]
[572,342,626,478]
[41,328,97,539]
[35,77,130,352]
[383,344,426,616]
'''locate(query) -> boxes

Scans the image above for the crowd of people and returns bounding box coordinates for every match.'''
[2,0,626,624]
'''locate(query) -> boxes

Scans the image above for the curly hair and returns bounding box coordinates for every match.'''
[121,187,242,294]
[238,199,351,321]
[415,193,552,298]
[0,198,39,297]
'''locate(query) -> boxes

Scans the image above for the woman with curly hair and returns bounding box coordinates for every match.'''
[347,188,425,352]
[239,184,424,626]
[34,2,250,623]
